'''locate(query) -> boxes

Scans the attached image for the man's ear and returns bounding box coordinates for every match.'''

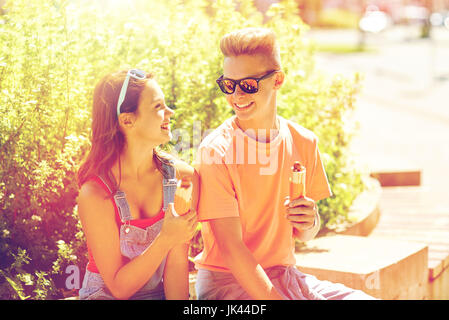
[273,71,285,90]
[118,113,136,128]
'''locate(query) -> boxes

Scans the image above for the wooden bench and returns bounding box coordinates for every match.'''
[370,169,421,187]
[295,234,428,299]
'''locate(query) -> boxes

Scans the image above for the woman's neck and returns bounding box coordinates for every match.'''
[116,142,157,181]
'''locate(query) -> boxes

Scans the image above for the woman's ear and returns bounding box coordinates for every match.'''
[118,113,136,129]
[273,71,285,90]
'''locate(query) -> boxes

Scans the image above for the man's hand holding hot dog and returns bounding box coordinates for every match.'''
[284,196,320,242]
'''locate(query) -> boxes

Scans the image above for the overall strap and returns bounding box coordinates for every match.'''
[98,158,177,220]
[113,190,133,223]
[161,160,177,211]
[97,171,133,223]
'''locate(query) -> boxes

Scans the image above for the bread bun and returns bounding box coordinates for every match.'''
[174,176,193,216]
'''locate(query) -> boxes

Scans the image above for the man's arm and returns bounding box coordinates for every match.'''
[209,217,284,300]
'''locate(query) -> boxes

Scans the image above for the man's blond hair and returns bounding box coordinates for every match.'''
[220,27,281,69]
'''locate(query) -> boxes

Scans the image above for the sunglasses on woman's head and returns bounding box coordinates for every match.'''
[117,69,147,118]
[216,70,279,95]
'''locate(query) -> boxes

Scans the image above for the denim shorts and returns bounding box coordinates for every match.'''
[79,268,165,300]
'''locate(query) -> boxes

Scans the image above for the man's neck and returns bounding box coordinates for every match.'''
[235,116,280,143]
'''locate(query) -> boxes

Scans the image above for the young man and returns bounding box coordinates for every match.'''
[194,28,374,300]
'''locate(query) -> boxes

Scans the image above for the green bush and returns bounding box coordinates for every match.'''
[316,8,361,29]
[0,0,365,299]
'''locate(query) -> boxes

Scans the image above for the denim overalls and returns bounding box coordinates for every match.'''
[79,160,177,300]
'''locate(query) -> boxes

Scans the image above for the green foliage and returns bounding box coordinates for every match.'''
[316,8,361,29]
[0,0,365,299]
[291,72,365,228]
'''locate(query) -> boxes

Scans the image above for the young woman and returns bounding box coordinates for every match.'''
[77,69,198,300]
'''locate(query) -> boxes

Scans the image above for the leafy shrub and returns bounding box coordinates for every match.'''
[316,8,361,29]
[0,0,365,299]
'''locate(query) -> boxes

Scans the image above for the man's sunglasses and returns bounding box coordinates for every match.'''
[216,70,279,95]
[116,69,147,118]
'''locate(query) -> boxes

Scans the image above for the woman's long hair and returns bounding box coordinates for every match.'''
[77,70,169,191]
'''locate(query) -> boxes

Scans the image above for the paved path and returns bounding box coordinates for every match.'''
[304,26,449,292]
[305,26,449,186]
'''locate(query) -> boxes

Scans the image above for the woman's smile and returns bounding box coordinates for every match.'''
[161,121,170,131]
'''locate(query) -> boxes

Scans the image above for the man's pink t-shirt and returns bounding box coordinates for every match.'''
[194,116,332,272]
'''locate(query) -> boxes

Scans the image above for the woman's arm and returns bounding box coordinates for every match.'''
[163,243,190,299]
[77,182,196,300]
[162,160,199,299]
